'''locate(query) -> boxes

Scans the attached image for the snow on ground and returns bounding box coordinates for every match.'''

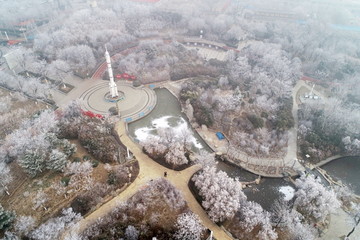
[279,186,295,201]
[134,115,204,149]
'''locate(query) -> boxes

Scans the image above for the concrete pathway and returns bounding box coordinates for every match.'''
[282,80,306,171]
[320,208,360,240]
[70,122,233,240]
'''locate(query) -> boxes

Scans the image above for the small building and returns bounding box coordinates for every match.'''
[3,49,23,74]
[216,132,225,140]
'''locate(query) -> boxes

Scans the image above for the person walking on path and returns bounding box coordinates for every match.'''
[164,171,167,177]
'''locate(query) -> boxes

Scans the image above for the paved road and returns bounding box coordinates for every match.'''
[69,122,233,240]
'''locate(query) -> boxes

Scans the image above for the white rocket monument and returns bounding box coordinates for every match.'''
[105,46,118,98]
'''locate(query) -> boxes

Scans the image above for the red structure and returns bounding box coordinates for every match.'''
[7,40,22,45]
[81,110,104,119]
[115,73,136,80]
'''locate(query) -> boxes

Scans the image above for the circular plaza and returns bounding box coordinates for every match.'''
[79,80,157,123]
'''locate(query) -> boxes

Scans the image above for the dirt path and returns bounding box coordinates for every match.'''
[69,122,233,240]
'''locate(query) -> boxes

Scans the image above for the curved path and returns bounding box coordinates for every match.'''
[70,122,233,240]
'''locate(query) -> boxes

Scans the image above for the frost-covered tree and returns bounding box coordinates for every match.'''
[14,216,36,236]
[60,100,83,120]
[61,140,77,157]
[65,162,93,191]
[0,204,15,230]
[57,45,96,74]
[174,212,205,240]
[47,149,67,172]
[239,201,277,240]
[218,76,229,87]
[141,127,192,166]
[294,174,341,222]
[142,135,167,159]
[342,136,360,156]
[1,231,19,240]
[30,208,82,240]
[32,189,48,211]
[0,71,49,100]
[0,162,12,195]
[271,200,315,240]
[165,142,188,167]
[19,150,46,177]
[192,166,245,222]
[1,110,72,176]
[3,110,58,160]
[229,41,300,100]
[10,47,37,72]
[194,150,215,167]
[125,225,139,240]
[47,60,71,83]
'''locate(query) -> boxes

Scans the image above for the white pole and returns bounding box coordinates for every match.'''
[4,31,9,40]
[23,32,28,42]
[127,147,131,159]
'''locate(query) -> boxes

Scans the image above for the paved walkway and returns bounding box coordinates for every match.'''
[320,208,360,240]
[70,122,233,240]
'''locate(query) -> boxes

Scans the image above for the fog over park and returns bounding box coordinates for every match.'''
[0,0,360,240]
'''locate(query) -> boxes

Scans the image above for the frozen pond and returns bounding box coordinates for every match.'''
[216,161,295,211]
[322,156,360,195]
[128,88,211,152]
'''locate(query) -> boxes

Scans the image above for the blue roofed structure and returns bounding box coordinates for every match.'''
[216,132,225,140]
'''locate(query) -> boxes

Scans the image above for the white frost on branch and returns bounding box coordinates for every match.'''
[174,212,205,240]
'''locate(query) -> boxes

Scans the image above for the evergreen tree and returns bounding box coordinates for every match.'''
[125,225,139,240]
[19,150,45,177]
[0,204,15,230]
[62,140,77,157]
[47,149,67,172]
